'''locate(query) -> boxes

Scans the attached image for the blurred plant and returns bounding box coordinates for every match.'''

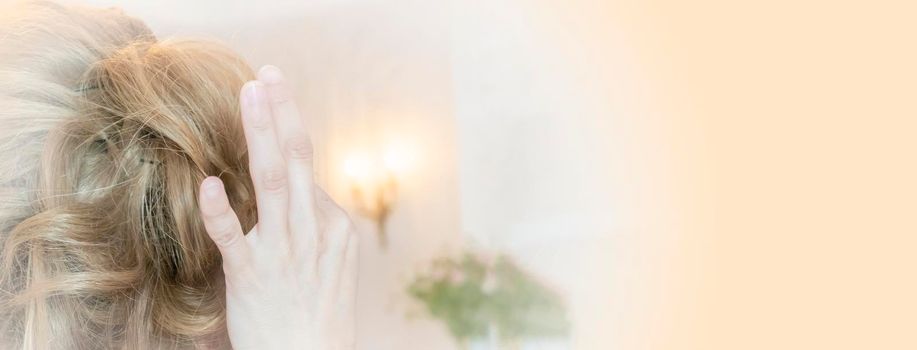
[407,251,570,347]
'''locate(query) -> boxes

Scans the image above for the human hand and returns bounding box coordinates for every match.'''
[197,66,358,349]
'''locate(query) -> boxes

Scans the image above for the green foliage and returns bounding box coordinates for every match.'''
[407,252,570,342]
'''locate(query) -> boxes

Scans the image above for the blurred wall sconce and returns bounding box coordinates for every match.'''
[343,146,412,248]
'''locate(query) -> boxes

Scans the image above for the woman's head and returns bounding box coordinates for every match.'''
[0,1,257,348]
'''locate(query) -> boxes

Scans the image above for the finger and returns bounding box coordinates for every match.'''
[317,188,352,280]
[339,230,359,299]
[240,80,290,246]
[257,65,319,255]
[198,176,251,273]
[345,231,359,279]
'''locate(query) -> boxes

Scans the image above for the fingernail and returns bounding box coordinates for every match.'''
[204,177,224,199]
[242,81,266,108]
[258,65,285,84]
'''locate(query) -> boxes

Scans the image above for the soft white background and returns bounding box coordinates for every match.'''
[46,0,671,348]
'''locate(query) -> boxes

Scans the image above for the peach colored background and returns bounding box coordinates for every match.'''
[625,1,917,348]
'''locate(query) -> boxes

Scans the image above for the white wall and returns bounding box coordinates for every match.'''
[449,1,667,348]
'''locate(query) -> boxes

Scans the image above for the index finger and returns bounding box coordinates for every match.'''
[240,80,290,247]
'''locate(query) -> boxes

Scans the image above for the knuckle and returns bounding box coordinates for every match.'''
[248,115,272,131]
[202,204,227,220]
[211,225,241,248]
[285,138,313,161]
[271,93,295,107]
[203,210,238,240]
[260,166,288,192]
[266,83,294,103]
[202,197,233,219]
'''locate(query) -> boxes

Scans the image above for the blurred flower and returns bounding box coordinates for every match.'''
[407,249,570,345]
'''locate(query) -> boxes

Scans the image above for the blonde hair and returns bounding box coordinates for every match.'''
[0,1,258,348]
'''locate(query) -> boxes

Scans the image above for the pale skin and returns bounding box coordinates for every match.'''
[197,65,358,349]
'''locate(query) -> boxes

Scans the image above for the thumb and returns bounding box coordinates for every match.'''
[198,176,251,273]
